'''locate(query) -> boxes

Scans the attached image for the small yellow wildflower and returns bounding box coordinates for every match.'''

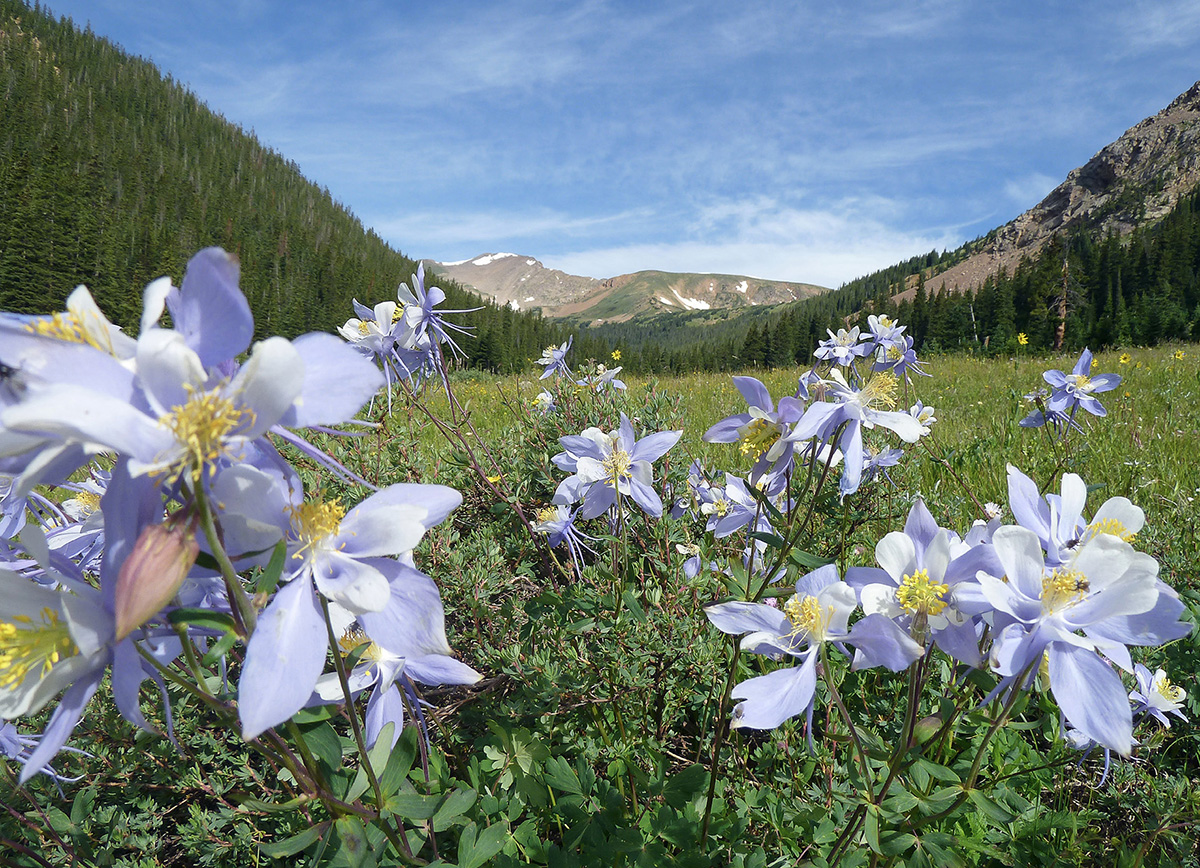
[1119,353,1131,364]
[611,349,621,361]
[1017,333,1028,346]
[486,475,502,484]
[1174,350,1186,361]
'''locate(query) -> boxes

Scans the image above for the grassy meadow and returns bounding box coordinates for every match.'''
[6,343,1200,867]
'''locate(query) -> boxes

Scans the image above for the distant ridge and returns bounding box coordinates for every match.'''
[426,253,828,322]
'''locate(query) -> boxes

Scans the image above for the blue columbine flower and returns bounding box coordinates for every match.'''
[551,414,681,519]
[814,326,873,367]
[785,369,925,498]
[536,336,573,380]
[1129,663,1187,729]
[703,377,806,483]
[978,525,1190,754]
[706,564,923,731]
[1043,348,1120,418]
[238,483,462,740]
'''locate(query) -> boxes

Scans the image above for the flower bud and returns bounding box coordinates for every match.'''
[114,520,199,640]
[912,714,942,746]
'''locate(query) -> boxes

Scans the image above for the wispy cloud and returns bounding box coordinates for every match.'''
[545,196,961,286]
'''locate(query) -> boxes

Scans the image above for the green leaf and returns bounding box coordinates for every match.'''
[296,721,343,775]
[255,539,288,597]
[433,787,478,832]
[236,794,312,813]
[379,726,418,795]
[542,755,583,795]
[457,821,509,868]
[200,629,239,667]
[332,816,374,868]
[259,823,327,858]
[620,589,646,621]
[662,764,707,810]
[167,607,236,632]
[880,832,918,857]
[863,804,881,854]
[966,788,1015,824]
[386,792,442,821]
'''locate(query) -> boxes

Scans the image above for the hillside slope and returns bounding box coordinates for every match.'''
[922,81,1200,298]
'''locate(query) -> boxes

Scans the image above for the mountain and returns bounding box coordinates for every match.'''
[921,81,1200,298]
[426,253,827,323]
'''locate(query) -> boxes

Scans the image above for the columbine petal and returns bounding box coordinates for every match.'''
[730,654,817,730]
[239,578,328,740]
[1048,643,1133,755]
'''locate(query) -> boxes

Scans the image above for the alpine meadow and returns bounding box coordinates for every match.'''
[1,3,1199,867]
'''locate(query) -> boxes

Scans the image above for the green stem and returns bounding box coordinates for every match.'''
[821,644,875,801]
[194,485,257,637]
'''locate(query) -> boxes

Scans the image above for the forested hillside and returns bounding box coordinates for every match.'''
[0,0,608,371]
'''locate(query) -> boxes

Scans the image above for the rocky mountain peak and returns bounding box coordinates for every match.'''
[922,79,1200,297]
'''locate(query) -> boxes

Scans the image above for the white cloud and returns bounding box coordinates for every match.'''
[543,198,961,287]
[1003,173,1059,209]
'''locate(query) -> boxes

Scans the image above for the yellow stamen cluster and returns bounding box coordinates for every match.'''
[738,417,780,461]
[877,315,894,329]
[710,498,729,517]
[896,569,949,617]
[0,607,77,689]
[26,312,91,346]
[1086,517,1136,543]
[602,446,633,486]
[1153,672,1186,703]
[391,306,404,322]
[1066,372,1093,393]
[1041,568,1089,613]
[161,386,255,484]
[357,320,371,335]
[536,505,560,525]
[783,594,825,640]
[73,490,102,513]
[860,372,898,410]
[289,498,346,557]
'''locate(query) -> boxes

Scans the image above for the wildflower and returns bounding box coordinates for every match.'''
[860,446,904,487]
[784,369,925,498]
[1173,350,1186,361]
[1119,353,1131,365]
[1129,664,1187,729]
[533,390,556,414]
[873,335,929,381]
[312,608,481,749]
[536,337,573,380]
[1017,333,1029,346]
[676,543,702,579]
[984,502,1004,521]
[866,314,906,351]
[1006,465,1144,567]
[611,349,621,361]
[238,483,462,739]
[978,525,1189,754]
[703,377,806,483]
[813,326,872,367]
[395,264,477,359]
[849,499,989,666]
[0,720,87,789]
[706,564,922,730]
[909,401,936,435]
[1043,348,1120,418]
[699,474,770,539]
[533,504,597,576]
[551,414,681,519]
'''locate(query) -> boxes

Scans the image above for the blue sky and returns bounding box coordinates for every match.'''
[39,0,1200,287]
